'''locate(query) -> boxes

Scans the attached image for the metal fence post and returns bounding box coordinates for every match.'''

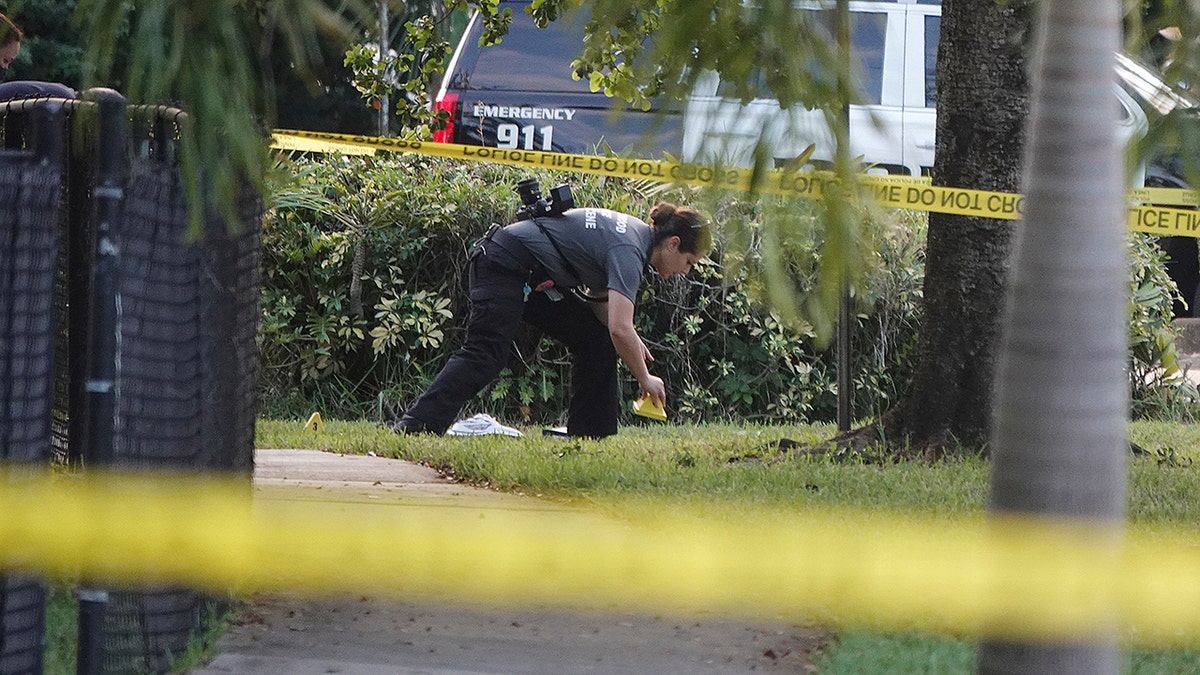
[834,0,853,433]
[77,87,127,675]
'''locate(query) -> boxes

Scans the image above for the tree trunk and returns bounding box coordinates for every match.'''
[877,0,1032,455]
[976,0,1127,671]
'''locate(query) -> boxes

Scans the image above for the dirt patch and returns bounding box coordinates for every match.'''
[196,593,829,674]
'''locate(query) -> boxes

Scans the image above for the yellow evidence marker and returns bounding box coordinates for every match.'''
[304,412,324,433]
[632,394,667,421]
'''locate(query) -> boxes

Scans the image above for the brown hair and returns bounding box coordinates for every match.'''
[648,202,712,256]
[0,14,22,47]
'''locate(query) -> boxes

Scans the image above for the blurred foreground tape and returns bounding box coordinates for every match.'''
[1,469,1198,646]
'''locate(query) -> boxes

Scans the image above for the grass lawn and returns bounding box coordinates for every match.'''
[256,417,1200,672]
[43,585,76,675]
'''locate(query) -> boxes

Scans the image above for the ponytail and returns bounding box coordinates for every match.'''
[648,202,712,256]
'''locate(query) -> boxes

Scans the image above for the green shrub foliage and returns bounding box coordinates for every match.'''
[260,152,1189,424]
[1129,233,1198,419]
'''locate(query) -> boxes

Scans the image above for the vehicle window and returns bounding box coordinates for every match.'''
[713,11,887,105]
[854,12,887,105]
[461,12,593,93]
[925,15,940,107]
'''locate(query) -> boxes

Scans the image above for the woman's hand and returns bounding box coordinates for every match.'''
[640,375,666,409]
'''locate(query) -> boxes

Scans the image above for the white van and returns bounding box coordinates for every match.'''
[681,0,1149,176]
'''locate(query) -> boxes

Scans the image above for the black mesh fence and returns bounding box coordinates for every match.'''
[113,157,262,472]
[99,591,227,675]
[0,125,61,465]
[0,92,263,673]
[0,103,62,675]
[0,580,45,675]
[97,134,262,674]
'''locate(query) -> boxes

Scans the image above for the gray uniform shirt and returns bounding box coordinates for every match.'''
[505,208,652,302]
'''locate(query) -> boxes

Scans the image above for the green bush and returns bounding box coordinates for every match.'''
[259,152,1191,424]
[1129,233,1198,419]
[633,196,924,424]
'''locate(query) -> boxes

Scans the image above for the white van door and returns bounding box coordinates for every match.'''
[901,4,940,175]
[844,2,908,174]
[897,3,1145,181]
[682,0,1150,182]
[681,3,911,172]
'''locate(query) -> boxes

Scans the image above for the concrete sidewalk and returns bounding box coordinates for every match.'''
[191,449,825,674]
[250,448,549,510]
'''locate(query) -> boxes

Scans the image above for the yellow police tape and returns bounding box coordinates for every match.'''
[271,129,1200,238]
[4,468,1200,646]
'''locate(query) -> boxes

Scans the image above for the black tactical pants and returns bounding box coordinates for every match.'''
[403,238,619,437]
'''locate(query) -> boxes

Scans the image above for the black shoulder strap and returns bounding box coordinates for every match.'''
[530,216,608,303]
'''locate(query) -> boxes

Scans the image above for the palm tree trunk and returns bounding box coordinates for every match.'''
[976,0,1127,672]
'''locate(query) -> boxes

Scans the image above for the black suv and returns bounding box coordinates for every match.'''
[430,0,681,157]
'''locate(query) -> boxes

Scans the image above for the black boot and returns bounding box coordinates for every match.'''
[390,415,431,435]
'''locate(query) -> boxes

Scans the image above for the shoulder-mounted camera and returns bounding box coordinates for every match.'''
[514,177,574,221]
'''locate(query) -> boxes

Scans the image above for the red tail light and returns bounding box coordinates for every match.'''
[431,92,458,143]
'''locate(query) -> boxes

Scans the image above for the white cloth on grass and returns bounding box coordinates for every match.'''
[446,413,522,437]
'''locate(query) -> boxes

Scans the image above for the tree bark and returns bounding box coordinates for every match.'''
[878,0,1033,455]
